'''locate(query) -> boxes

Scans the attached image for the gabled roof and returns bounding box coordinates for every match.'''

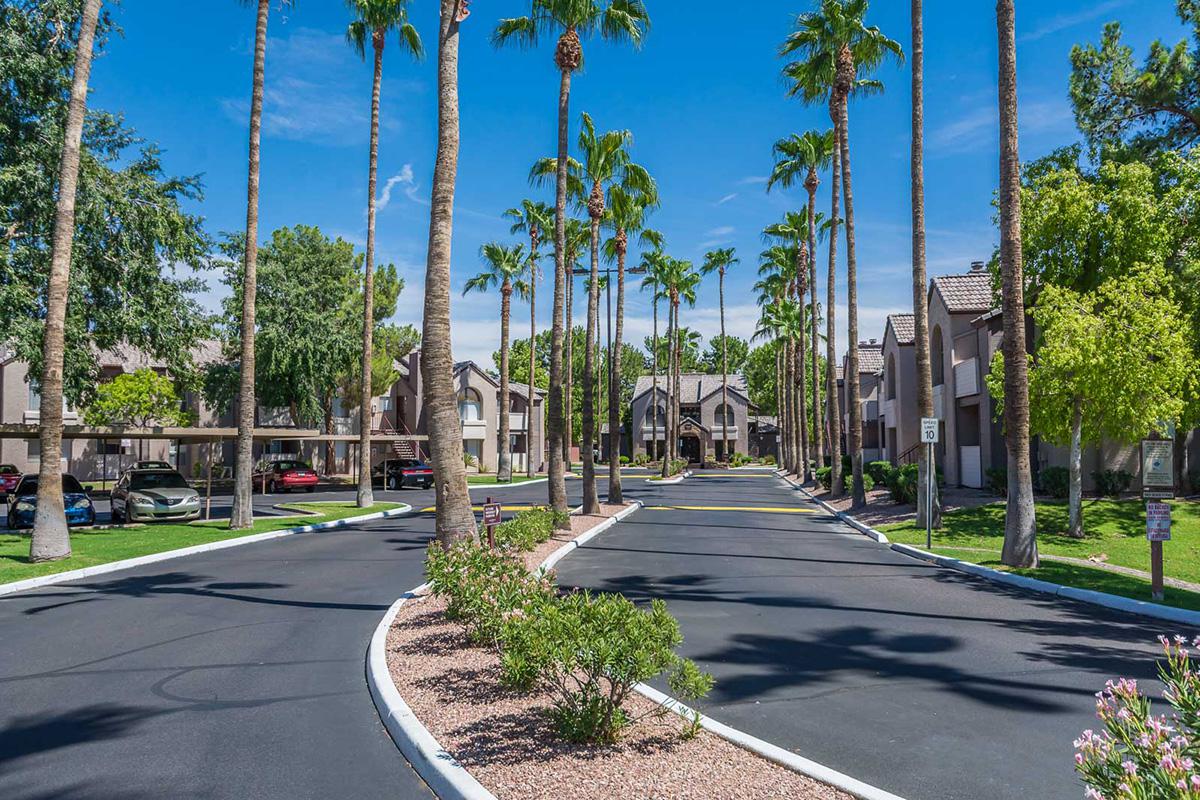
[454,361,545,400]
[632,373,749,405]
[856,343,884,374]
[930,270,994,314]
[886,314,915,346]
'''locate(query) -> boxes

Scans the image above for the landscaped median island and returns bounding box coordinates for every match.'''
[382,506,850,800]
[0,502,402,586]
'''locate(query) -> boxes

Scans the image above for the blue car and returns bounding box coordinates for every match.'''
[6,474,96,530]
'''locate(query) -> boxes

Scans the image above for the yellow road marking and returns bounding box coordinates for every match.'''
[642,505,816,514]
[419,504,543,513]
[689,473,776,478]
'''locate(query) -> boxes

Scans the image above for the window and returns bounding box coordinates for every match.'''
[931,326,945,386]
[99,440,123,456]
[27,383,40,410]
[886,354,897,400]
[714,403,735,427]
[27,440,40,459]
[379,396,393,413]
[458,389,482,422]
[463,439,482,462]
[332,397,348,418]
[644,404,666,427]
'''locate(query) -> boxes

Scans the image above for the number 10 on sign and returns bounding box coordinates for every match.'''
[920,418,938,549]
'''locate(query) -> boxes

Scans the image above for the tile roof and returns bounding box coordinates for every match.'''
[932,270,994,313]
[887,314,915,345]
[632,373,749,403]
[856,343,884,374]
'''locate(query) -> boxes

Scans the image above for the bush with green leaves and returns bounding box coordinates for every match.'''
[986,466,1008,497]
[866,460,894,485]
[493,507,569,552]
[499,591,714,743]
[1075,636,1200,799]
[763,454,776,466]
[1092,469,1133,498]
[619,455,631,465]
[1040,466,1070,499]
[633,453,649,466]
[463,452,478,469]
[425,541,555,649]
[886,463,943,505]
[817,466,873,493]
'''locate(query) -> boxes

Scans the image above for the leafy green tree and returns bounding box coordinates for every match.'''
[84,368,194,459]
[643,327,701,373]
[745,342,779,416]
[988,268,1191,537]
[1070,1,1200,155]
[700,336,749,376]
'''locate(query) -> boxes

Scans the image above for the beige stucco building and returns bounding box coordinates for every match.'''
[629,373,751,463]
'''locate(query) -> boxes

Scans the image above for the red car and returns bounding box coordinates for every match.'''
[0,464,21,498]
[254,460,319,493]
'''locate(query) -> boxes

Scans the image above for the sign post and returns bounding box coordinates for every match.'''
[482,497,502,550]
[920,418,939,551]
[1142,438,1176,602]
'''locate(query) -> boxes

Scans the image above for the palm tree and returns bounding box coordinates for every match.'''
[29,0,104,562]
[230,0,290,530]
[781,0,901,507]
[423,0,475,547]
[762,216,810,481]
[768,129,835,471]
[463,243,527,482]
[562,216,590,467]
[908,0,939,528]
[700,248,739,464]
[504,200,554,476]
[494,0,650,524]
[662,258,700,474]
[996,0,1037,567]
[755,272,791,470]
[569,112,653,513]
[639,235,667,462]
[602,184,658,502]
[346,0,423,509]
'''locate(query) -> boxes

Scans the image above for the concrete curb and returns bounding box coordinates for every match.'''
[0,504,415,599]
[776,473,890,544]
[367,586,497,800]
[366,505,645,800]
[776,472,1200,628]
[633,684,906,800]
[544,499,907,800]
[646,470,692,485]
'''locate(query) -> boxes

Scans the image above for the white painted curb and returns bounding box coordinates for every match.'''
[778,472,1200,628]
[367,586,497,800]
[543,500,907,800]
[646,470,691,485]
[634,684,906,800]
[0,504,414,599]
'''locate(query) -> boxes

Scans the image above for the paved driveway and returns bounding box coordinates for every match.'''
[0,480,575,800]
[554,470,1182,800]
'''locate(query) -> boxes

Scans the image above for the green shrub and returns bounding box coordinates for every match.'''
[425,541,555,649]
[763,454,776,466]
[887,463,919,504]
[985,466,1008,497]
[667,459,687,476]
[632,453,649,466]
[619,455,631,465]
[1040,466,1070,499]
[492,507,568,552]
[815,466,833,489]
[499,591,713,743]
[1091,469,1132,498]
[866,460,894,485]
[478,460,491,474]
[816,466,872,493]
[463,452,477,468]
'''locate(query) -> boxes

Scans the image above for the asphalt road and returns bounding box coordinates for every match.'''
[0,478,593,800]
[554,469,1186,800]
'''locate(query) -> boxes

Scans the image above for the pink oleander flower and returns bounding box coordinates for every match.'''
[1122,760,1138,776]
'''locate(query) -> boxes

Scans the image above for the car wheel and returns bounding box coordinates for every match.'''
[387,476,398,491]
[268,480,278,494]
[111,506,123,525]
[423,481,432,490]
[305,486,314,493]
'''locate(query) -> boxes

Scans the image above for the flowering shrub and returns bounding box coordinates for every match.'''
[493,507,569,552]
[1076,636,1200,799]
[425,541,554,649]
[499,591,714,743]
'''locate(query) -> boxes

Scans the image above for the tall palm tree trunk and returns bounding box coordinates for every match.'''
[797,298,809,482]
[673,300,682,465]
[774,343,784,468]
[230,0,270,531]
[581,212,602,514]
[547,32,579,525]
[836,51,865,508]
[911,0,939,527]
[423,0,475,547]
[650,295,659,461]
[30,0,103,561]
[661,299,673,478]
[356,31,386,509]
[563,266,574,467]
[805,177,823,470]
[608,234,626,503]
[783,337,794,474]
[498,281,513,482]
[527,250,537,477]
[719,271,729,463]
[996,0,1037,567]
[826,117,844,498]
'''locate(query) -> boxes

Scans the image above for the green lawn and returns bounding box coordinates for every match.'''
[880,500,1200,608]
[0,501,402,586]
[467,475,543,485]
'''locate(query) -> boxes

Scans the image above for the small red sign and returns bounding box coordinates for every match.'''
[482,503,502,526]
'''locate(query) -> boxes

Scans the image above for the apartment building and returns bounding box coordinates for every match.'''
[629,373,752,463]
[837,340,884,463]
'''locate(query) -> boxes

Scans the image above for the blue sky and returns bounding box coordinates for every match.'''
[88,1,1182,366]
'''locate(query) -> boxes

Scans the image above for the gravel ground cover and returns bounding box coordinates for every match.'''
[384,504,851,800]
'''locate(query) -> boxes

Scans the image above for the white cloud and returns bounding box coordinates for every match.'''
[1019,0,1130,42]
[699,225,736,248]
[716,193,739,206]
[379,164,418,211]
[738,176,769,186]
[931,100,1075,154]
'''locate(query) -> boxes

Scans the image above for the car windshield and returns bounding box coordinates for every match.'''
[129,472,189,491]
[275,461,308,472]
[398,460,422,468]
[0,464,18,475]
[16,476,85,495]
